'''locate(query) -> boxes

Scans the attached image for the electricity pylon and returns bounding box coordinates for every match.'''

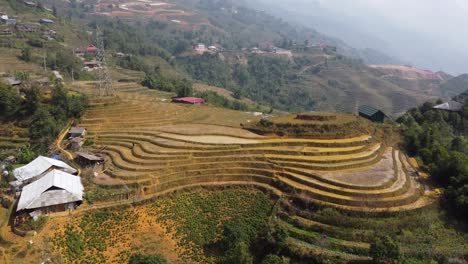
[95,26,114,96]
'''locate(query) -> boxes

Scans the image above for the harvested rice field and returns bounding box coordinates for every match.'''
[40,80,459,261]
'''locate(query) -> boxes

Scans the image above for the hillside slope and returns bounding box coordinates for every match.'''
[3,0,467,117]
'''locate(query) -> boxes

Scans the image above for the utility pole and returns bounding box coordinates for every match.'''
[95,26,114,96]
[43,52,46,72]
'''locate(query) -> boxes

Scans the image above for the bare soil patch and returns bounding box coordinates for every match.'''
[318,149,394,186]
[157,123,265,138]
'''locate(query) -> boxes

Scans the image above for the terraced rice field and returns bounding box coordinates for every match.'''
[73,81,435,259]
[0,136,29,157]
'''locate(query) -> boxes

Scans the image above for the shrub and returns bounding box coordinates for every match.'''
[370,235,400,263]
[128,254,168,264]
[261,254,290,264]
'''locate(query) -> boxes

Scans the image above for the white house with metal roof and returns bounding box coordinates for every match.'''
[433,100,464,112]
[12,156,77,188]
[16,170,84,213]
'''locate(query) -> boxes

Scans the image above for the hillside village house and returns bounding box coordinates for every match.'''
[68,127,86,138]
[10,156,77,193]
[0,28,13,36]
[2,76,22,86]
[86,44,98,53]
[23,1,37,7]
[358,105,386,123]
[16,169,84,215]
[433,100,464,112]
[83,60,102,71]
[172,97,205,105]
[75,152,104,167]
[273,47,293,57]
[39,18,54,25]
[194,43,207,53]
[1,15,16,25]
[68,137,84,151]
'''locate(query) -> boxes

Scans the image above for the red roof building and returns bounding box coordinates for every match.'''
[172,97,205,105]
[86,45,98,53]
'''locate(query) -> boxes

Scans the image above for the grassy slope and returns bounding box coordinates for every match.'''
[440,74,468,97]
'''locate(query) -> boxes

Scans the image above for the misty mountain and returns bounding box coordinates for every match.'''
[248,0,468,75]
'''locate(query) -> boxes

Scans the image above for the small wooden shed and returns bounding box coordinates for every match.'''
[75,152,104,167]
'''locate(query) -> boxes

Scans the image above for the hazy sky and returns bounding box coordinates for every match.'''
[254,0,468,74]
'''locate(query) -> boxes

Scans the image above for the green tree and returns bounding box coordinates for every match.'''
[175,79,193,97]
[20,47,32,62]
[29,107,59,152]
[223,241,253,264]
[261,254,290,264]
[15,71,30,81]
[67,95,88,118]
[0,84,21,120]
[264,223,289,254]
[369,235,400,263]
[16,145,36,164]
[128,254,167,264]
[51,84,69,120]
[22,86,41,116]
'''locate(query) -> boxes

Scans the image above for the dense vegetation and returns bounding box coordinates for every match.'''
[179,53,315,111]
[242,113,373,138]
[148,189,292,263]
[0,81,88,155]
[142,72,193,97]
[398,93,468,221]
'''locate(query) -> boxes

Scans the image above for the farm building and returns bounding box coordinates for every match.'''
[16,169,84,214]
[194,43,207,53]
[433,100,464,112]
[75,152,104,167]
[86,44,98,53]
[1,15,16,25]
[358,105,386,123]
[23,1,37,7]
[11,156,77,191]
[68,127,86,138]
[68,137,84,151]
[172,97,205,105]
[0,28,13,35]
[83,60,101,71]
[39,18,54,25]
[2,76,22,86]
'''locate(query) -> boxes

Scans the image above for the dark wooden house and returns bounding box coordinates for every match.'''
[75,152,104,167]
[358,105,386,123]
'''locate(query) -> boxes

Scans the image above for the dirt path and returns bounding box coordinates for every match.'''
[54,122,81,176]
[298,61,325,75]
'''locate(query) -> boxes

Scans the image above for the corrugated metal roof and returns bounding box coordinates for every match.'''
[433,100,464,111]
[75,152,104,161]
[13,156,77,181]
[358,105,381,117]
[17,170,84,211]
[69,127,86,134]
[2,77,22,86]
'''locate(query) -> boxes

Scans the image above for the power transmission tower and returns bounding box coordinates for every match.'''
[95,26,114,96]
